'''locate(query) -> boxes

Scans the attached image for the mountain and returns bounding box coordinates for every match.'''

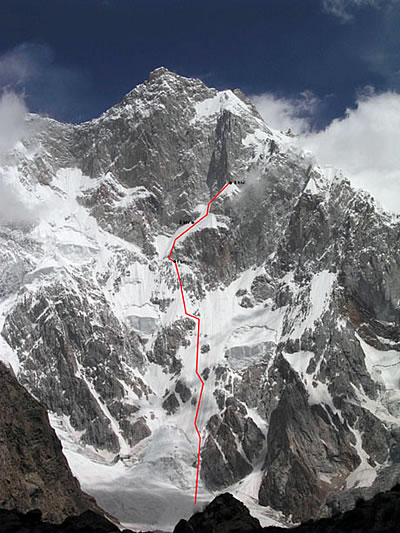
[1,67,400,531]
[0,362,102,523]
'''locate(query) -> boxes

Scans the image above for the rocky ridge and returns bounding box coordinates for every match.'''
[0,362,101,523]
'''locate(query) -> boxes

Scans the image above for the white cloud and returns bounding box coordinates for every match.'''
[322,0,397,21]
[297,90,400,213]
[0,91,36,226]
[0,178,37,226]
[0,91,28,155]
[0,43,67,88]
[0,42,91,121]
[252,88,400,214]
[250,91,319,134]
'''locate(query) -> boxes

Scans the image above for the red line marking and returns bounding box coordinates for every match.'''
[168,182,230,503]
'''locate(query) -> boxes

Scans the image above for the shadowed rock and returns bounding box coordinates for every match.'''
[173,493,261,533]
[0,362,102,523]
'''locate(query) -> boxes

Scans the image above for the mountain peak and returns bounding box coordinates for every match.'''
[103,67,213,121]
[145,66,209,93]
[148,66,175,81]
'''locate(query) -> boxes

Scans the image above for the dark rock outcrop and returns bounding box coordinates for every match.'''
[173,493,261,533]
[0,508,137,533]
[258,358,360,522]
[201,398,264,490]
[0,362,100,523]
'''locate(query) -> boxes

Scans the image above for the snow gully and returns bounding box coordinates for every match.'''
[168,182,230,503]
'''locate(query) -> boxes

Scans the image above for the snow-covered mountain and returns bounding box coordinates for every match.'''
[1,67,400,531]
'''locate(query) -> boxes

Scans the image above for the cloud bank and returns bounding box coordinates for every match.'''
[252,89,400,214]
[0,91,36,226]
[251,91,319,134]
[0,91,27,155]
[300,90,400,213]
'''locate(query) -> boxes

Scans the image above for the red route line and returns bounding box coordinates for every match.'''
[168,182,230,504]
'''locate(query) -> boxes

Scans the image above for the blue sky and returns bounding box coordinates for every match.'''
[1,0,400,212]
[0,0,398,125]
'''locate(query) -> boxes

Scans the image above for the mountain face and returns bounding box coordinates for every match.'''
[0,362,100,523]
[1,66,400,530]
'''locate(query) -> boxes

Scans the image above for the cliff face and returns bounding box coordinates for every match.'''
[1,67,400,529]
[0,362,100,523]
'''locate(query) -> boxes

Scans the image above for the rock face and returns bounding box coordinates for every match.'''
[258,359,360,521]
[0,362,100,523]
[174,493,261,533]
[1,67,400,528]
[201,398,264,490]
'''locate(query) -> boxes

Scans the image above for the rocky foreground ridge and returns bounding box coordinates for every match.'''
[1,67,400,529]
[174,488,400,533]
[0,362,101,523]
[0,509,123,533]
[2,487,400,533]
